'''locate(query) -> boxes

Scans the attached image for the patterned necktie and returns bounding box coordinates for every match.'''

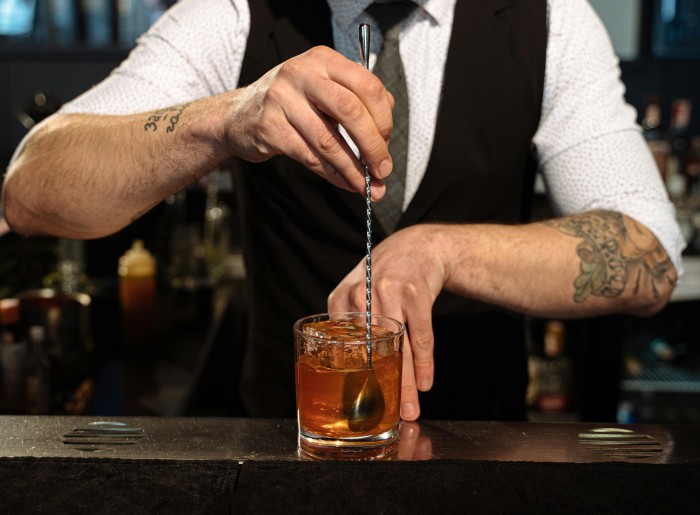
[366,1,417,233]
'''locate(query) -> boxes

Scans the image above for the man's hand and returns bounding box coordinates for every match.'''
[328,225,448,421]
[327,213,677,422]
[3,46,396,238]
[225,46,394,200]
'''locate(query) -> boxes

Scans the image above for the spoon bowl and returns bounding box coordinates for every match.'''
[344,367,385,432]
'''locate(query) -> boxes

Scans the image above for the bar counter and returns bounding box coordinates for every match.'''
[1,417,698,513]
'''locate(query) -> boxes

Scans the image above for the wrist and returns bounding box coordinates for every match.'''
[414,223,456,293]
[186,93,238,164]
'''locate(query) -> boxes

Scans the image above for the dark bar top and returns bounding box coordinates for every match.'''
[0,416,698,464]
[2,417,699,514]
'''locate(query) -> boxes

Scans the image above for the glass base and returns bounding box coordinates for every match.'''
[298,426,399,461]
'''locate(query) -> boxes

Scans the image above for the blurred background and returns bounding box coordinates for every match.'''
[0,0,699,424]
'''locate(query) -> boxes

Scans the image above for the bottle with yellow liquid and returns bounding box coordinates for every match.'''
[118,240,157,347]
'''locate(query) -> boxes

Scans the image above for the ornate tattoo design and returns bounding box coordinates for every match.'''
[544,211,675,303]
[143,103,190,133]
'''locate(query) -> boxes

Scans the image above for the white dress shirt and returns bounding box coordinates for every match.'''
[42,0,684,273]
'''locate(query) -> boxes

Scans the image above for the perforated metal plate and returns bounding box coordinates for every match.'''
[578,427,663,460]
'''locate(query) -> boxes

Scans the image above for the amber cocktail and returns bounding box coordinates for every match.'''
[294,312,404,460]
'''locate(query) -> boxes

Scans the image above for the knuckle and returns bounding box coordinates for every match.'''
[374,277,396,297]
[297,145,322,170]
[255,83,285,119]
[278,58,303,83]
[363,136,388,163]
[316,128,341,155]
[374,277,420,302]
[337,96,365,123]
[379,120,393,142]
[402,282,420,299]
[411,332,434,352]
[264,83,283,105]
[351,287,365,310]
[252,118,281,154]
[402,380,417,394]
[306,45,330,60]
[364,76,385,100]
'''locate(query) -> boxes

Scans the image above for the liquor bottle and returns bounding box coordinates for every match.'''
[0,299,27,413]
[642,94,663,142]
[641,94,670,179]
[668,99,692,164]
[534,320,574,415]
[664,99,693,198]
[25,326,52,415]
[118,239,157,347]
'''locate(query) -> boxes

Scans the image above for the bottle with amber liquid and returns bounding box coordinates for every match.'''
[527,320,576,421]
[118,240,157,347]
[537,320,574,413]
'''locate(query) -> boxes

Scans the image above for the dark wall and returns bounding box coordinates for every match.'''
[0,50,126,170]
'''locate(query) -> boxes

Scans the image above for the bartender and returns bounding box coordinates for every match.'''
[2,0,683,421]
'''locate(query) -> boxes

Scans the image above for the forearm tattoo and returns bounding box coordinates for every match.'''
[144,103,190,133]
[544,211,676,303]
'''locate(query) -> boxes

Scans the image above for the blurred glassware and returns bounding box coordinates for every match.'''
[43,239,90,295]
[0,0,36,37]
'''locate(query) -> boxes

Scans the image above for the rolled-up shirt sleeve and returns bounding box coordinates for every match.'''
[534,0,685,276]
[9,0,249,165]
[61,0,249,115]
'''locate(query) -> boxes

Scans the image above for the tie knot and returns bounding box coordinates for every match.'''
[366,1,417,42]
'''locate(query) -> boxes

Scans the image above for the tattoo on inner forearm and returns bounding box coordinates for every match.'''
[144,103,190,133]
[544,210,675,303]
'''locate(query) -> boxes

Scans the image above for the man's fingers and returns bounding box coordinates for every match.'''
[280,100,367,191]
[305,78,392,183]
[265,113,383,201]
[276,84,389,200]
[324,55,394,140]
[399,338,421,421]
[405,306,435,392]
[243,47,393,196]
[304,49,393,180]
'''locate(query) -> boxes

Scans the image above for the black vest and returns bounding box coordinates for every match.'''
[232,0,547,420]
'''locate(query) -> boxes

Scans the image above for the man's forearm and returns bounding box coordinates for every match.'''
[3,46,398,239]
[3,96,231,239]
[440,210,677,318]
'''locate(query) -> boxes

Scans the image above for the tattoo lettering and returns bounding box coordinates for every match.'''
[544,211,675,303]
[143,103,190,133]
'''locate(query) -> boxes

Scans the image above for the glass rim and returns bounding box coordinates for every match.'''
[294,311,405,344]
